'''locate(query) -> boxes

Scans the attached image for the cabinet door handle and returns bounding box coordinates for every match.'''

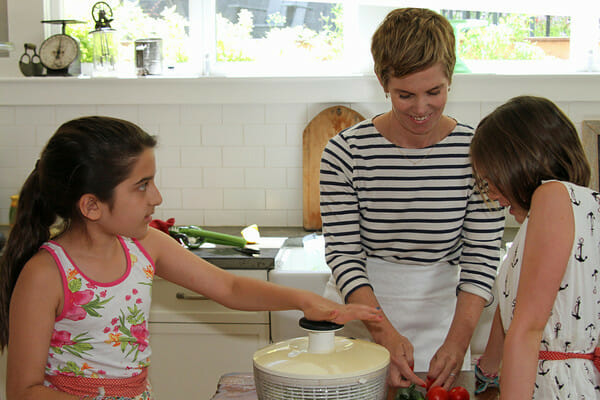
[175,292,209,301]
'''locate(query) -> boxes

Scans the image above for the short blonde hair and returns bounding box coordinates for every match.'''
[371,8,456,89]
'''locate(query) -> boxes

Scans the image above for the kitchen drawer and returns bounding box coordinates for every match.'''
[150,270,269,324]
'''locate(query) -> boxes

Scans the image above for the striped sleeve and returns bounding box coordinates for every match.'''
[320,129,371,300]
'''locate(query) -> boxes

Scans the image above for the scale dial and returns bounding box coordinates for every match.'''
[39,34,79,71]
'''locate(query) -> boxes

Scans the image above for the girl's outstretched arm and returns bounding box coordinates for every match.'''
[500,182,573,399]
[7,251,80,399]
[144,228,383,325]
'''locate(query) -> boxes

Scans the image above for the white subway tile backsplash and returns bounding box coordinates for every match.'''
[287,210,303,227]
[265,104,308,124]
[96,105,140,122]
[162,208,205,226]
[182,188,223,209]
[223,147,264,167]
[181,104,223,124]
[0,168,30,188]
[244,210,288,226]
[156,147,182,168]
[15,106,54,125]
[266,188,302,210]
[480,101,504,120]
[203,167,245,188]
[16,147,41,169]
[55,105,97,123]
[286,123,304,146]
[0,106,15,125]
[224,189,265,209]
[223,104,265,124]
[568,102,600,127]
[181,146,221,167]
[158,124,202,146]
[158,188,182,209]
[244,124,286,146]
[2,99,595,228]
[0,125,36,146]
[0,187,15,208]
[265,146,301,168]
[159,167,204,188]
[287,167,302,189]
[204,210,246,226]
[36,124,60,145]
[202,124,243,146]
[245,168,286,188]
[351,102,386,120]
[0,147,18,168]
[140,105,180,125]
[138,123,160,137]
[445,101,482,128]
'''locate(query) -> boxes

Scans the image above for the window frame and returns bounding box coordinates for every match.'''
[46,0,600,76]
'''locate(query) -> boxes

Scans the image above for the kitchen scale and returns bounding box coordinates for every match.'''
[39,19,85,76]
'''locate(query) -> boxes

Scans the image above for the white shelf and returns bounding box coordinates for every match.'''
[1,73,600,106]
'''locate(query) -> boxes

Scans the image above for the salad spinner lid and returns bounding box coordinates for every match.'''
[253,318,390,379]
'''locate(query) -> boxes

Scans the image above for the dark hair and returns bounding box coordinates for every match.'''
[0,116,157,350]
[371,7,456,90]
[471,95,590,211]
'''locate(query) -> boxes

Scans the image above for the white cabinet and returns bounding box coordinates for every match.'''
[148,270,270,400]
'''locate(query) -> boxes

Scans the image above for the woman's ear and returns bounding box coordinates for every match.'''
[78,194,102,221]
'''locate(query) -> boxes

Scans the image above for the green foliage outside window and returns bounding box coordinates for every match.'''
[216,4,344,63]
[452,14,570,61]
[63,1,573,68]
[66,0,189,64]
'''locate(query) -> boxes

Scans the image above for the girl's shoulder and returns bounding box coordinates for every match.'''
[14,248,63,305]
[533,181,571,206]
[136,226,186,265]
[538,180,594,201]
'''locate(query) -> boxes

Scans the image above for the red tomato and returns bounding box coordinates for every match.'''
[448,386,470,400]
[426,386,449,400]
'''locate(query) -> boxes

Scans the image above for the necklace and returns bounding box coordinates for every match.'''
[396,145,435,165]
[378,112,437,165]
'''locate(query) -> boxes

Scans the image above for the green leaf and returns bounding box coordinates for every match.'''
[68,278,82,293]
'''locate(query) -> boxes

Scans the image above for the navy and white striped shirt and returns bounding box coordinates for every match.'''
[320,118,505,303]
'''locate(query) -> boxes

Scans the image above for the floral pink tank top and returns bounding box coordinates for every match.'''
[42,236,155,380]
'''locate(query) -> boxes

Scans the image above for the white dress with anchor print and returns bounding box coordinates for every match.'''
[497,181,600,399]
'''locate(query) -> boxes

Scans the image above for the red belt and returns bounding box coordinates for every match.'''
[539,348,600,372]
[45,367,148,397]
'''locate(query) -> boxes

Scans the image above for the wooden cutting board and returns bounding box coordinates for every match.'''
[303,105,365,231]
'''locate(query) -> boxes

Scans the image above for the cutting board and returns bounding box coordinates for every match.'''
[303,105,365,230]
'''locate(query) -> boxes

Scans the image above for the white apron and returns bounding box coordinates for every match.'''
[323,257,470,372]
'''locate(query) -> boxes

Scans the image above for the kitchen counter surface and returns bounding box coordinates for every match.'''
[209,372,499,400]
[189,226,310,270]
[191,246,280,270]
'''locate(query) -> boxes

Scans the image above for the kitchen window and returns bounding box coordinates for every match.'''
[47,0,600,76]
